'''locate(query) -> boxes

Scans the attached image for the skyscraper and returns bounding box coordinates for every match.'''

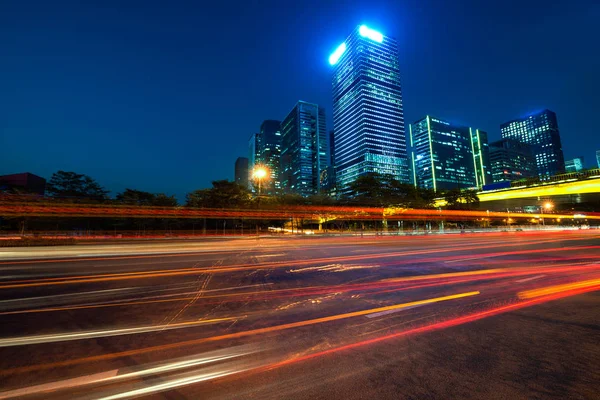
[234,157,249,188]
[259,120,282,194]
[489,138,537,183]
[329,25,409,195]
[248,132,261,190]
[565,157,584,172]
[500,109,565,178]
[596,150,600,169]
[280,101,328,196]
[471,129,492,188]
[410,116,490,191]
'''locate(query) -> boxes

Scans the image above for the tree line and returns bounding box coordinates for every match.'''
[0,170,481,234]
[32,170,480,210]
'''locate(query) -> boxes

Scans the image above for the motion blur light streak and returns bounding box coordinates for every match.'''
[2,241,596,290]
[0,346,256,399]
[0,291,479,375]
[264,284,600,372]
[0,317,239,347]
[518,278,600,299]
[0,232,598,397]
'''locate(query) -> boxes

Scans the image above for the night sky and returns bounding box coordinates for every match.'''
[2,0,599,199]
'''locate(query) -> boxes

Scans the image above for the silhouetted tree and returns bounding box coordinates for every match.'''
[186,180,251,208]
[116,189,178,207]
[444,189,480,210]
[46,171,108,201]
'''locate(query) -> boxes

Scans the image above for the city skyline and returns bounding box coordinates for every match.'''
[2,1,599,198]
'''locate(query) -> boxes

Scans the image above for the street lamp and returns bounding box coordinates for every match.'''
[542,202,553,226]
[252,167,268,196]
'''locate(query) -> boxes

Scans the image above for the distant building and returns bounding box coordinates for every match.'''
[248,132,261,189]
[410,116,490,191]
[597,150,600,169]
[0,172,46,195]
[234,157,249,188]
[489,139,537,183]
[325,130,336,194]
[500,109,565,178]
[330,25,409,195]
[280,101,328,196]
[565,157,584,173]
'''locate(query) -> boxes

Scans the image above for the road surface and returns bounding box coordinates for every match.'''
[0,231,599,399]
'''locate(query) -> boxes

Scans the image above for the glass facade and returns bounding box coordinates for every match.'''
[247,132,261,191]
[597,150,600,169]
[410,116,489,191]
[330,25,409,195]
[234,157,249,188]
[470,129,492,188]
[280,101,328,196]
[565,157,584,172]
[489,138,537,183]
[259,120,282,194]
[500,109,565,178]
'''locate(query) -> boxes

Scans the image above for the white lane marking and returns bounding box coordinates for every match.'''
[516,274,546,283]
[0,370,118,399]
[366,304,425,318]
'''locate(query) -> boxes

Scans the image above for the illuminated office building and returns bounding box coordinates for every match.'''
[329,25,409,194]
[500,109,565,178]
[280,101,328,196]
[247,132,261,190]
[259,120,282,194]
[410,116,491,191]
[489,138,537,183]
[597,150,600,169]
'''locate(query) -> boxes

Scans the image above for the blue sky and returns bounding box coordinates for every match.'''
[2,0,599,199]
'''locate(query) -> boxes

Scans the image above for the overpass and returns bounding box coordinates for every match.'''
[436,169,600,211]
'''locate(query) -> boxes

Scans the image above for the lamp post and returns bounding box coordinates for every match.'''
[542,202,553,227]
[252,166,268,238]
[252,167,268,197]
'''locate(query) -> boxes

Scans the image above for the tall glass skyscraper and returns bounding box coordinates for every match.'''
[500,109,565,178]
[410,116,490,191]
[259,120,282,194]
[329,25,409,194]
[280,101,328,196]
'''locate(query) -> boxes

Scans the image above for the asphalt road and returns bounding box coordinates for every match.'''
[0,231,599,399]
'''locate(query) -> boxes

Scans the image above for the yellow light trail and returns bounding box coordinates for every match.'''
[518,278,600,299]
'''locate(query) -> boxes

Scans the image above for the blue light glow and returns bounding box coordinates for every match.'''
[359,25,383,43]
[329,42,347,65]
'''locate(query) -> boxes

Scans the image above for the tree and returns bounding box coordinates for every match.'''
[46,171,108,200]
[116,189,178,207]
[444,189,479,210]
[186,180,251,208]
[116,189,155,206]
[152,193,178,207]
[347,173,387,206]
